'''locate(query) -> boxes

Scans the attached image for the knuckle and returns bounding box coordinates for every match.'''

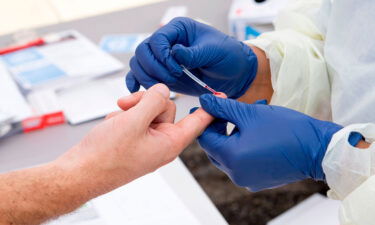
[149,33,163,45]
[126,71,134,80]
[135,42,145,56]
[129,57,138,70]
[150,91,168,106]
[169,100,177,112]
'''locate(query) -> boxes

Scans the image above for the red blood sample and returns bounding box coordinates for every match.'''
[204,85,217,94]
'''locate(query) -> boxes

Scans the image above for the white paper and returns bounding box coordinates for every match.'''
[0,61,32,122]
[93,172,202,225]
[45,203,106,225]
[46,172,202,225]
[56,75,175,124]
[56,76,131,125]
[27,89,62,114]
[40,31,124,78]
[268,194,340,225]
[3,31,124,91]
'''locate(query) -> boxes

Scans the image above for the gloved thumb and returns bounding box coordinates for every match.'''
[198,119,229,164]
[199,94,241,126]
[171,44,204,69]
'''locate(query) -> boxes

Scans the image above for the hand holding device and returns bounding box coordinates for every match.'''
[197,95,343,191]
[126,17,258,98]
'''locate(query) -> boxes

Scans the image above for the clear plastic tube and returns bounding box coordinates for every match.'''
[181,65,217,94]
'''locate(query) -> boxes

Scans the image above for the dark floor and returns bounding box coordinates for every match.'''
[180,141,329,225]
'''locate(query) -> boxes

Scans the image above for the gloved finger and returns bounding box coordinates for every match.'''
[171,44,206,69]
[135,41,177,84]
[117,91,145,111]
[148,18,193,76]
[199,94,244,128]
[198,120,228,158]
[129,57,160,89]
[126,70,141,93]
[127,83,170,127]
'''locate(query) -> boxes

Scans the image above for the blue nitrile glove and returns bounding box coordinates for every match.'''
[197,95,344,191]
[126,17,258,98]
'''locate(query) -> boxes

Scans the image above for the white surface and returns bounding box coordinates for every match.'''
[268,194,340,225]
[46,163,204,225]
[0,0,166,35]
[0,0,59,35]
[93,170,201,225]
[0,61,32,122]
[57,76,129,125]
[49,0,167,21]
[27,89,62,114]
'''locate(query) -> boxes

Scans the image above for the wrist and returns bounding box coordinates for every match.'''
[51,149,98,202]
[53,145,122,200]
[314,121,343,181]
[356,140,371,149]
[232,42,259,99]
[56,143,134,197]
[237,44,273,104]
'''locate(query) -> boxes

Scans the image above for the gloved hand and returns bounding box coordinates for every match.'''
[196,94,344,191]
[126,17,258,98]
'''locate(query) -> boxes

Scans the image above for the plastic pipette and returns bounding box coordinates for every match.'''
[181,65,218,94]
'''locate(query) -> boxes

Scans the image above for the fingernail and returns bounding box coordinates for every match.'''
[151,83,170,98]
[213,92,227,98]
[119,95,132,102]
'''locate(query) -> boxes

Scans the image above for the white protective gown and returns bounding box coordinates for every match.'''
[246,0,375,224]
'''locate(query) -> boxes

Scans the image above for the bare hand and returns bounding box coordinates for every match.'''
[56,84,221,194]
